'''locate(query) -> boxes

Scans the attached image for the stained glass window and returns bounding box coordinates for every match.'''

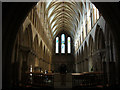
[56,37,59,53]
[61,34,65,53]
[67,37,71,53]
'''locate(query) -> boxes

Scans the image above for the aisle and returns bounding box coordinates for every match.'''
[54,73,72,88]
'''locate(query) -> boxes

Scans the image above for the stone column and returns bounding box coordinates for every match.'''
[75,63,78,73]
[105,40,112,86]
[21,53,28,85]
[49,55,52,71]
[108,61,116,86]
[84,60,86,72]
[86,59,89,72]
[88,55,93,72]
[84,59,87,72]
[115,57,120,86]
[107,41,116,87]
[82,60,84,72]
[18,52,23,86]
[103,61,107,86]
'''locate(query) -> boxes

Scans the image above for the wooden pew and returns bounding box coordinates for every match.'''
[72,72,104,88]
[25,72,54,88]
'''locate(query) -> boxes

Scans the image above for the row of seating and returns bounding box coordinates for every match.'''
[25,72,54,88]
[24,72,106,88]
[72,72,106,88]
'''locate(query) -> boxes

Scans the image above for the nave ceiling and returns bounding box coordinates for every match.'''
[37,0,87,40]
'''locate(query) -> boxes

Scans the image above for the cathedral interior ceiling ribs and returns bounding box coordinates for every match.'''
[42,0,85,39]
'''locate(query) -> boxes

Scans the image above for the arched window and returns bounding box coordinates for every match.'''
[67,37,71,53]
[55,34,71,54]
[61,34,65,53]
[56,37,59,53]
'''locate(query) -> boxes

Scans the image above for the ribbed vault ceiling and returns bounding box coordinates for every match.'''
[45,1,85,39]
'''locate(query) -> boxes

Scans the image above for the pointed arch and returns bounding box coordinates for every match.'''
[88,35,94,56]
[34,34,39,52]
[84,41,88,59]
[94,25,100,50]
[98,29,105,49]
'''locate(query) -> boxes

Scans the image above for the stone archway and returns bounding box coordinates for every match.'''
[88,35,94,72]
[11,23,34,86]
[83,41,88,72]
[97,29,105,72]
[81,46,84,72]
[33,35,39,71]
